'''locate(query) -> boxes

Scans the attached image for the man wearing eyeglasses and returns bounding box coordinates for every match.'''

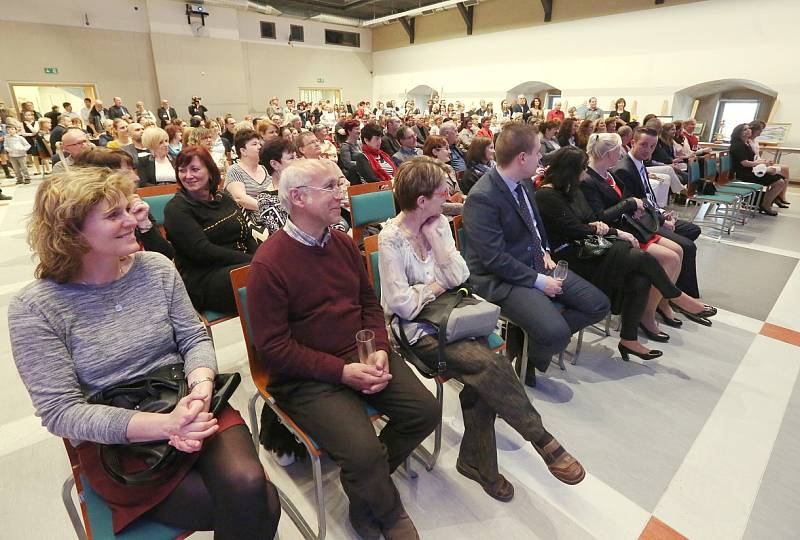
[52,127,91,173]
[392,126,421,167]
[247,158,437,540]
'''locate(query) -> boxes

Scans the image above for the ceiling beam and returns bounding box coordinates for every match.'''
[399,16,416,44]
[540,0,553,22]
[456,2,474,35]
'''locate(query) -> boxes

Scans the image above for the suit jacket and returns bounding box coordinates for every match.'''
[611,154,660,208]
[157,107,178,128]
[108,105,130,120]
[579,168,638,225]
[511,103,531,120]
[136,154,176,187]
[462,167,550,303]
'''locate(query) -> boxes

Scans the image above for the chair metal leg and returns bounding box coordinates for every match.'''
[604,312,612,336]
[310,454,326,540]
[412,378,444,472]
[571,329,584,366]
[62,476,88,540]
[403,456,418,479]
[249,391,261,452]
[518,330,530,386]
[555,351,566,370]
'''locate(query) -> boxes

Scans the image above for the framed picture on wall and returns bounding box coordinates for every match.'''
[757,123,791,145]
[693,121,704,136]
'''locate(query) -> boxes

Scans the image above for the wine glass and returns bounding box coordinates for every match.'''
[552,260,568,282]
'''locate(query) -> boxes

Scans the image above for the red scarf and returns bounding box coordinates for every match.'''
[362,144,396,181]
[606,173,622,199]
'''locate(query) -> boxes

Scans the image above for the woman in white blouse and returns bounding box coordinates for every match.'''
[378,156,586,503]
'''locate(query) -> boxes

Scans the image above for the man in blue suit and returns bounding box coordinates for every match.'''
[463,124,610,385]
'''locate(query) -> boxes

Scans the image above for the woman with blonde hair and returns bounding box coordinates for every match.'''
[106,118,131,150]
[137,127,176,186]
[9,166,280,538]
[255,119,279,142]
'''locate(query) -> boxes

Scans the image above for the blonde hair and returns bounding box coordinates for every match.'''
[586,132,622,161]
[188,127,213,146]
[28,167,137,283]
[141,127,168,151]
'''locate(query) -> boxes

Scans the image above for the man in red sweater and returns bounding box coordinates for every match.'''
[247,159,438,540]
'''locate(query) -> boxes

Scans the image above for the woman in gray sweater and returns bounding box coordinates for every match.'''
[9,167,280,538]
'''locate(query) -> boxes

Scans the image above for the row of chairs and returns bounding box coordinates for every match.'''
[684,151,765,239]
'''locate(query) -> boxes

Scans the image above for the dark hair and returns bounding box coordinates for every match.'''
[540,146,587,197]
[575,119,595,150]
[234,128,259,156]
[396,126,413,141]
[165,124,181,142]
[556,118,576,147]
[71,147,134,169]
[539,120,560,134]
[615,98,627,110]
[393,156,450,212]
[466,137,493,165]
[343,119,360,135]
[259,137,294,174]
[641,114,657,127]
[532,97,542,110]
[730,123,750,143]
[174,146,221,194]
[495,124,538,166]
[360,123,383,143]
[633,126,658,141]
[422,135,448,157]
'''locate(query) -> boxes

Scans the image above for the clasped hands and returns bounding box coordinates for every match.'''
[165,381,218,453]
[342,350,391,395]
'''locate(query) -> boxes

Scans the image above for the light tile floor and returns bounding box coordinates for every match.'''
[1,178,799,539]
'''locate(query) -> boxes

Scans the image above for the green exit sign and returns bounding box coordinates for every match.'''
[316,77,324,84]
[44,67,58,75]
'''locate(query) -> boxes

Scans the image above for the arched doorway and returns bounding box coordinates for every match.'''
[506,81,561,111]
[672,79,778,142]
[406,84,438,113]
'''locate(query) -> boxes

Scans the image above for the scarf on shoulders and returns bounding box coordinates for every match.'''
[362,144,396,181]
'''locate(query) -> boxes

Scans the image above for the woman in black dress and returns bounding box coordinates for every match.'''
[164,146,255,313]
[534,147,716,361]
[729,123,787,215]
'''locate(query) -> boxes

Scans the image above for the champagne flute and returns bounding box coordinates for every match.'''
[356,329,376,366]
[553,260,568,282]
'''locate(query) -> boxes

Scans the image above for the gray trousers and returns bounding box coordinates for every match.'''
[9,156,30,181]
[412,335,547,483]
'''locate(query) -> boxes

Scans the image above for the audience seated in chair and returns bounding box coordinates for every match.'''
[8,167,279,539]
[246,158,438,540]
[459,136,495,195]
[380,156,586,501]
[136,127,176,187]
[535,145,716,360]
[224,128,269,217]
[422,135,464,216]
[611,128,706,310]
[164,146,255,314]
[462,123,611,386]
[392,126,422,167]
[438,121,467,173]
[731,122,788,215]
[356,123,397,183]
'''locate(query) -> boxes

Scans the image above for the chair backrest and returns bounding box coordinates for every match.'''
[718,151,731,183]
[452,214,466,257]
[230,265,270,391]
[688,160,701,184]
[363,234,381,300]
[347,181,392,199]
[137,183,178,197]
[142,193,174,225]
[703,155,718,179]
[350,189,396,245]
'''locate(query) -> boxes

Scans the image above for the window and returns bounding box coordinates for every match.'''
[290,25,304,42]
[545,94,562,109]
[711,99,760,142]
[260,21,276,39]
[299,87,342,105]
[325,29,360,48]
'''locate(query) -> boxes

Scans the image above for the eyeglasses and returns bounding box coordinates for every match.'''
[297,184,343,196]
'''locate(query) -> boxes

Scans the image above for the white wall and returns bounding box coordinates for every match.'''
[372,0,800,172]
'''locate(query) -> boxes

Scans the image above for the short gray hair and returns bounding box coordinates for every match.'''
[586,133,622,160]
[279,159,339,213]
[439,121,457,135]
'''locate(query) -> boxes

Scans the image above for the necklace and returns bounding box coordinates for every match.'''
[79,256,130,312]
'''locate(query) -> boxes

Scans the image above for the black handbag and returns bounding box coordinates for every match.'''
[621,203,660,243]
[575,234,615,259]
[88,364,241,486]
[393,285,500,377]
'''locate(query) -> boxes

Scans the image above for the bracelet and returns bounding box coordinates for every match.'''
[188,377,214,392]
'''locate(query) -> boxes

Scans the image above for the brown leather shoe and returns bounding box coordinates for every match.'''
[456,459,515,502]
[380,511,420,540]
[533,437,586,485]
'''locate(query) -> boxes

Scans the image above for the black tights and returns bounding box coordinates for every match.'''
[619,249,682,341]
[145,425,281,539]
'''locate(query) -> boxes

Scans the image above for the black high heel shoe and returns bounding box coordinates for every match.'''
[618,343,663,362]
[639,323,670,342]
[759,206,778,216]
[670,302,716,326]
[775,201,790,209]
[777,197,791,206]
[656,307,682,328]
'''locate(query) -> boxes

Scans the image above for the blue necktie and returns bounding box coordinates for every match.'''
[514,184,546,272]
